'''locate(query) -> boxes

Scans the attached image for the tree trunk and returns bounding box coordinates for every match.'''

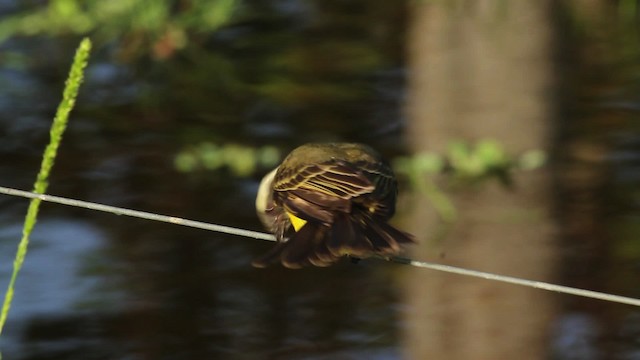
[402,1,557,359]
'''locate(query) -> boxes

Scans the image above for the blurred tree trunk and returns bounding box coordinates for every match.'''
[402,1,557,359]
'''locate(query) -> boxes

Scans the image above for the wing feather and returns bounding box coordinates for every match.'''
[274,161,374,200]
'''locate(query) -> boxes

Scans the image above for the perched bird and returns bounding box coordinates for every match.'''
[254,143,414,269]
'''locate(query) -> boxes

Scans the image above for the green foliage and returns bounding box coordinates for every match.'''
[175,143,281,177]
[393,139,546,221]
[518,149,546,170]
[447,140,508,178]
[175,139,546,223]
[0,0,236,59]
[396,139,545,182]
[394,154,457,223]
[0,38,91,338]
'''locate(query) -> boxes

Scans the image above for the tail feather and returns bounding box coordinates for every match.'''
[329,214,375,257]
[361,215,415,254]
[252,224,321,269]
[308,237,338,266]
[375,219,415,245]
[252,241,289,268]
[307,246,337,267]
[327,213,354,256]
[280,223,325,269]
[252,211,414,268]
[361,221,399,254]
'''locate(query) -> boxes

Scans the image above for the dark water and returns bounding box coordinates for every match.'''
[0,1,639,359]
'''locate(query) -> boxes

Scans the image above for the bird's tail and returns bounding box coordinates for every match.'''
[252,210,414,269]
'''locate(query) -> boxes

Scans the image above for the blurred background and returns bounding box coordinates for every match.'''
[0,0,639,359]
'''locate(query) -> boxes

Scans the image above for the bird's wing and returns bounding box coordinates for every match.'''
[274,161,374,199]
[353,160,398,219]
[273,161,375,224]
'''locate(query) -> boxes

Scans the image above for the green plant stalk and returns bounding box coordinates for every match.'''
[0,38,91,337]
[408,166,457,223]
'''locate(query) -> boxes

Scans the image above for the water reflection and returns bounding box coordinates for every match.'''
[552,313,601,359]
[0,0,639,359]
[0,219,108,356]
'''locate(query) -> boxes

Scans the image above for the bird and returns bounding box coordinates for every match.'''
[253,143,414,269]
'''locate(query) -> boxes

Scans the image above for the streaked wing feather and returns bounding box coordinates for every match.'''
[279,192,335,224]
[275,162,374,200]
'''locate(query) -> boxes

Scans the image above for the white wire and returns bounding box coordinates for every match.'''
[1,185,639,307]
[0,186,275,242]
[388,257,640,307]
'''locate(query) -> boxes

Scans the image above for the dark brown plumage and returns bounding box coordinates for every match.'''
[254,143,414,269]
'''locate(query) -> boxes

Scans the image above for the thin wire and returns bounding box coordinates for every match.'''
[388,257,640,307]
[1,185,639,307]
[0,186,275,242]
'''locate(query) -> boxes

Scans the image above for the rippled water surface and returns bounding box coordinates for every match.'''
[0,1,639,359]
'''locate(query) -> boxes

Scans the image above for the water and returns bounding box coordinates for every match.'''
[0,1,639,359]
